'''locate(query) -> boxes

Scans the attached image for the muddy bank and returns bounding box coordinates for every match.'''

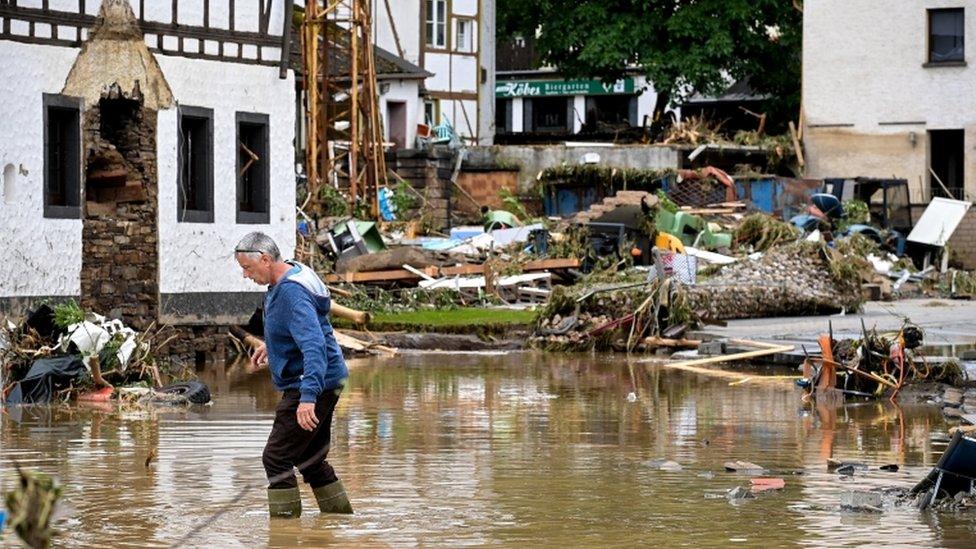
[342,330,527,351]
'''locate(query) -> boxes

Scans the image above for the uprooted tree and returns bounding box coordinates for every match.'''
[497,0,802,132]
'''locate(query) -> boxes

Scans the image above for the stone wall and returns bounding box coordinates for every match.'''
[80,93,159,331]
[948,207,976,270]
[392,148,454,230]
[161,326,230,369]
[464,144,681,193]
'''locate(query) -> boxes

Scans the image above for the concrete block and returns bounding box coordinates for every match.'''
[840,490,882,511]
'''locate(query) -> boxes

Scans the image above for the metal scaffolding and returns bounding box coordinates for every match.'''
[301,0,387,218]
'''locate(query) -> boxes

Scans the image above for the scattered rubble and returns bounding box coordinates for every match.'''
[1,301,207,407]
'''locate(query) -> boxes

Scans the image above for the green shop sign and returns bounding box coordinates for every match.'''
[495,78,635,98]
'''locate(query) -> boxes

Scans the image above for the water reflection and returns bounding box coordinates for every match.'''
[1,352,973,547]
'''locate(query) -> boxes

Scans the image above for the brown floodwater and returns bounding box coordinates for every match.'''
[1,352,974,548]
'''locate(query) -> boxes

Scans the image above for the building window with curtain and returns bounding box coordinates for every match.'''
[426,0,447,48]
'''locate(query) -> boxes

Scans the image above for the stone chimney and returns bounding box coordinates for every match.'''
[62,0,173,111]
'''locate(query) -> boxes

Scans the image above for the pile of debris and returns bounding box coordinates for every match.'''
[687,242,863,320]
[797,321,940,401]
[532,279,696,352]
[0,302,209,406]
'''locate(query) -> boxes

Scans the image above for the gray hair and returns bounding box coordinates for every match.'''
[235,232,282,261]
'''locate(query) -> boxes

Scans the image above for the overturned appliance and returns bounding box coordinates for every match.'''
[911,431,976,510]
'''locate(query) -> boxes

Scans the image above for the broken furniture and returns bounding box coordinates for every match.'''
[322,219,387,262]
[655,209,732,250]
[483,210,521,232]
[823,177,914,235]
[911,431,976,510]
[799,322,924,402]
[906,197,973,268]
[419,272,553,305]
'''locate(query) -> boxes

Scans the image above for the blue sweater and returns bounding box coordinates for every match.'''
[264,261,348,402]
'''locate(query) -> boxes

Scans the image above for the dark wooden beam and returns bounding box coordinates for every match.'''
[278,0,292,79]
[0,4,285,66]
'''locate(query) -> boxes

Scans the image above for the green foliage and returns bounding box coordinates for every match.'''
[537,164,674,194]
[391,181,418,217]
[548,224,591,259]
[5,467,63,549]
[837,199,870,231]
[368,308,537,329]
[732,131,798,173]
[733,213,800,251]
[333,305,536,335]
[499,187,531,221]
[656,190,678,213]
[834,233,881,258]
[498,0,802,123]
[53,300,84,329]
[317,184,351,217]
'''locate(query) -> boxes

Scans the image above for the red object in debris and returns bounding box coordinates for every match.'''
[677,166,737,202]
[750,478,786,492]
[77,386,114,402]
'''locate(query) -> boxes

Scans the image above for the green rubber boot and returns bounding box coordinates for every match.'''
[312,480,353,514]
[267,487,302,518]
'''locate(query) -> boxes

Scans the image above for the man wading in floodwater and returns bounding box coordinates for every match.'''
[234,231,353,517]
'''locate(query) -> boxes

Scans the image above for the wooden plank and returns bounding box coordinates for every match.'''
[789,121,805,168]
[681,208,736,215]
[647,344,795,368]
[278,0,292,78]
[648,360,798,384]
[644,337,702,348]
[524,258,582,270]
[324,258,582,284]
[324,267,428,284]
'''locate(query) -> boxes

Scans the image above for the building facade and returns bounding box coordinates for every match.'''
[372,0,495,145]
[0,0,296,326]
[493,38,658,140]
[804,1,975,203]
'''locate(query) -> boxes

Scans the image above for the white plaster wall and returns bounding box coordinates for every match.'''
[439,99,479,138]
[478,0,496,145]
[511,98,524,132]
[380,79,423,148]
[803,0,976,198]
[450,55,479,93]
[127,0,285,35]
[453,0,478,18]
[804,0,976,131]
[0,41,83,298]
[156,56,296,294]
[635,75,656,126]
[373,0,422,64]
[372,1,490,142]
[572,96,586,133]
[423,53,454,92]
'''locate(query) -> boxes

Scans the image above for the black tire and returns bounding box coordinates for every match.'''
[156,381,211,404]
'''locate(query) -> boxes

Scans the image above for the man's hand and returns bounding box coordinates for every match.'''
[250,342,268,369]
[297,402,319,431]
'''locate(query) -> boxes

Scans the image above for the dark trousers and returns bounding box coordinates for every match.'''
[263,388,341,489]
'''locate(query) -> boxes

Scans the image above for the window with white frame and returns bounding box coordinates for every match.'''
[456,19,474,53]
[426,0,447,48]
[424,99,441,126]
